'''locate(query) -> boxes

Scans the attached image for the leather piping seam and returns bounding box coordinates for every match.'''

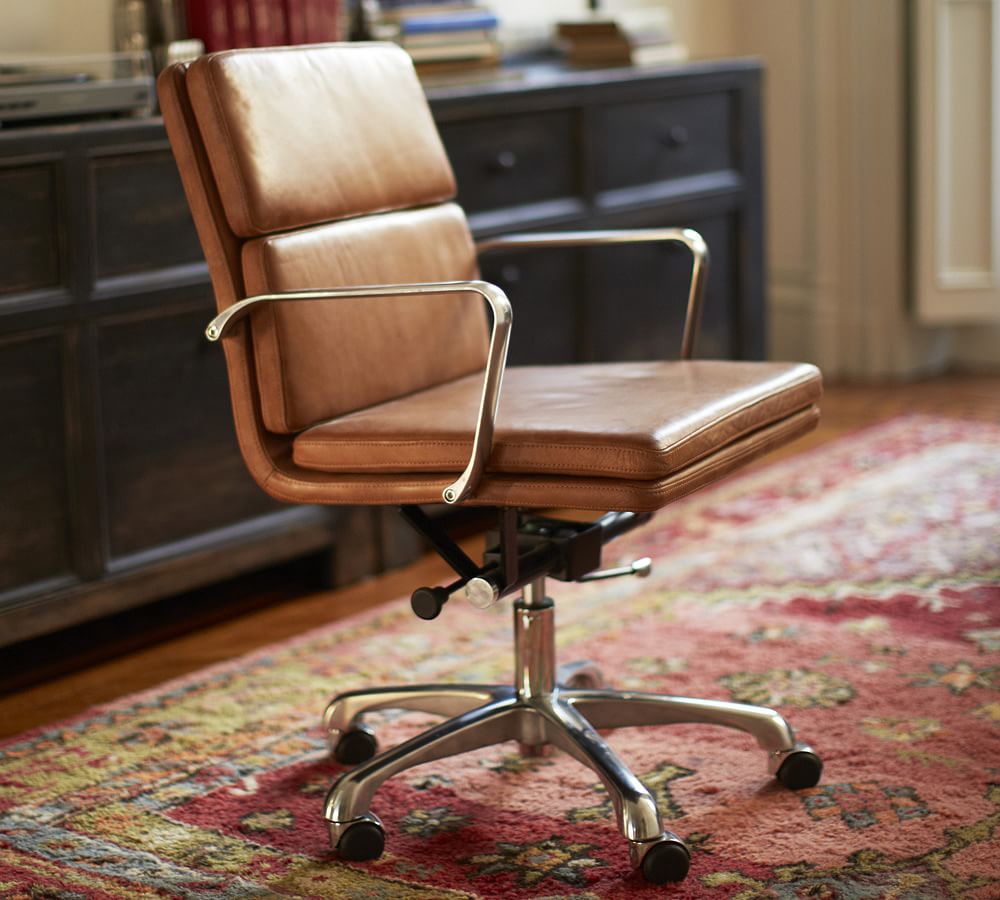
[237,340,283,486]
[201,60,258,237]
[660,372,820,461]
[245,239,295,433]
[264,408,817,505]
[259,245,290,430]
[292,375,821,477]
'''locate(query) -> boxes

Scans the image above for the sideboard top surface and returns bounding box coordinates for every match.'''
[0,56,762,145]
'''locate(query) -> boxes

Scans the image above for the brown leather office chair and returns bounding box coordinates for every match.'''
[158,43,823,885]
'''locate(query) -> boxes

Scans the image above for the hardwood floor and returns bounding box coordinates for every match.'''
[1,373,998,738]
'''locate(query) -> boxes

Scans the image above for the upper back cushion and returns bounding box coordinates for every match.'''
[184,43,487,434]
[185,43,456,238]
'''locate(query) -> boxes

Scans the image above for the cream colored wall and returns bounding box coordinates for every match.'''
[955,326,1000,369]
[721,0,814,361]
[658,0,735,58]
[0,0,115,54]
[673,0,998,375]
[660,0,964,377]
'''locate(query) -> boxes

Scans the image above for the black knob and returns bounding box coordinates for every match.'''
[500,264,521,284]
[661,125,689,148]
[411,586,449,620]
[488,150,518,173]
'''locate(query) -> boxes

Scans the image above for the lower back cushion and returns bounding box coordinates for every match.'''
[241,202,488,434]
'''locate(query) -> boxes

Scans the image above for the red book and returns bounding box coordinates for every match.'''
[323,0,341,41]
[227,0,254,47]
[274,0,290,44]
[302,0,321,41]
[304,0,338,42]
[186,0,231,52]
[284,0,308,43]
[249,0,287,45]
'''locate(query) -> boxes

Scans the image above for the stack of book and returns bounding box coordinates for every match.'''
[185,0,344,53]
[555,8,686,68]
[373,2,500,75]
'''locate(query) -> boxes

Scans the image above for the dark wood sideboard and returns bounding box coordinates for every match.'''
[0,57,763,647]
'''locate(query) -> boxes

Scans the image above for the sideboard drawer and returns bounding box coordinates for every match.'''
[595,91,735,191]
[0,162,63,298]
[91,148,202,281]
[441,109,579,213]
[98,305,282,560]
[0,332,72,594]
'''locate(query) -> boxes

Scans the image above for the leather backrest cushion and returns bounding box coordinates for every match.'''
[185,43,456,238]
[242,202,488,433]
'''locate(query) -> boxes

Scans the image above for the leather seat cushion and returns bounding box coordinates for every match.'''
[292,360,822,481]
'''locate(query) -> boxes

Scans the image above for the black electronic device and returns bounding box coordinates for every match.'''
[0,53,154,125]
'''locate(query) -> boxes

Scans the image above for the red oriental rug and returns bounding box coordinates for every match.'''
[1,415,999,898]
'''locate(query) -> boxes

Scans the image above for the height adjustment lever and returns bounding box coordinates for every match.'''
[410,572,472,620]
[577,557,652,583]
[411,572,503,618]
[410,586,450,620]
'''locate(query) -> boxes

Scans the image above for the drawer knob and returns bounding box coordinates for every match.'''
[661,125,689,149]
[488,150,518,173]
[500,264,521,284]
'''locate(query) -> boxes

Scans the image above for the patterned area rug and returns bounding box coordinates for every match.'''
[2,415,999,898]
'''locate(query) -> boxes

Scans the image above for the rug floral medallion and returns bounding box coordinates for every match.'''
[2,416,999,898]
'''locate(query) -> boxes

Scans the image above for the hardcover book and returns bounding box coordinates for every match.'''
[227,0,254,47]
[398,9,498,34]
[185,0,231,52]
[249,0,288,45]
[304,0,340,41]
[284,0,308,43]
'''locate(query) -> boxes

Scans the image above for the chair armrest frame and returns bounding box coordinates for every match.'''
[205,280,513,505]
[476,227,709,360]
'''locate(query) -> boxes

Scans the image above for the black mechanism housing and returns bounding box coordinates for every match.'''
[401,505,651,619]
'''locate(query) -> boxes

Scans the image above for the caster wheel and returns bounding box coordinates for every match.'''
[337,821,385,861]
[565,670,604,690]
[334,726,378,765]
[776,749,823,790]
[560,662,605,691]
[641,840,690,884]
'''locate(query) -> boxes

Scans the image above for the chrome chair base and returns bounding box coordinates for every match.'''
[322,578,821,884]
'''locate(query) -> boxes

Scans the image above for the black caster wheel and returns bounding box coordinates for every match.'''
[776,749,823,790]
[337,821,385,861]
[641,841,690,884]
[560,662,605,691]
[334,726,378,765]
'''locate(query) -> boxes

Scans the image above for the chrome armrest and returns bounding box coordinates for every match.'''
[477,228,709,360]
[205,280,513,506]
